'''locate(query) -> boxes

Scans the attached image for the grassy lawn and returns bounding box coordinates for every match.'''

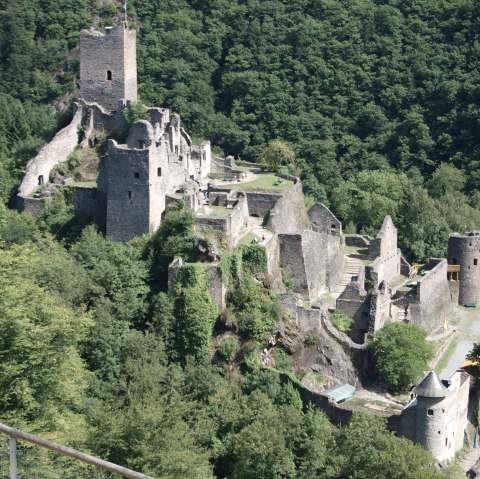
[238,231,260,246]
[197,205,232,217]
[67,181,97,188]
[344,245,369,255]
[223,173,293,192]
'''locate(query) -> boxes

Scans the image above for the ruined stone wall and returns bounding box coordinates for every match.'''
[371,250,401,286]
[229,194,249,242]
[369,215,397,259]
[408,258,451,334]
[308,202,342,236]
[266,182,310,234]
[302,230,328,300]
[345,234,371,247]
[264,234,286,293]
[337,267,370,344]
[74,186,97,220]
[281,294,322,332]
[17,197,45,217]
[80,23,137,110]
[90,101,126,134]
[17,104,82,200]
[103,133,169,241]
[324,233,344,290]
[245,192,281,218]
[279,234,309,297]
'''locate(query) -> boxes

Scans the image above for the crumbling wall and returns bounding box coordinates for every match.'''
[74,186,97,220]
[337,267,370,344]
[368,216,401,285]
[279,234,309,297]
[308,202,342,236]
[266,181,310,234]
[264,234,285,293]
[16,197,45,217]
[17,104,82,201]
[245,192,281,218]
[409,259,452,334]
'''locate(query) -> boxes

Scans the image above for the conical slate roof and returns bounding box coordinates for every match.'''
[415,371,448,398]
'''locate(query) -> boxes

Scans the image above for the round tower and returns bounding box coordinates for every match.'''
[448,231,480,305]
[414,371,449,461]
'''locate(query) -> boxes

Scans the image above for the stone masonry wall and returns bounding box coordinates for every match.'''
[17,104,82,200]
[264,234,286,293]
[409,258,451,334]
[245,192,281,218]
[279,234,309,297]
[266,182,310,234]
[308,202,342,236]
[74,186,97,220]
[80,23,137,110]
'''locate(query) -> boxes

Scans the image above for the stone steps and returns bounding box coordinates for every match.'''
[335,257,364,292]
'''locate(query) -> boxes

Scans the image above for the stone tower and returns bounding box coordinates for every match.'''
[447,231,480,305]
[99,120,170,242]
[80,23,137,110]
[399,371,470,463]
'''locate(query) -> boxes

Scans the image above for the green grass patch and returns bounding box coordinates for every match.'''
[197,205,232,217]
[67,181,97,188]
[238,232,260,246]
[330,311,354,333]
[223,173,293,192]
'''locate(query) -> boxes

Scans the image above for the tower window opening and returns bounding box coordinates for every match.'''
[428,409,434,416]
[138,140,145,149]
[134,172,139,179]
[128,191,132,200]
[106,70,112,81]
[38,175,44,186]
[474,259,478,266]
[157,167,162,177]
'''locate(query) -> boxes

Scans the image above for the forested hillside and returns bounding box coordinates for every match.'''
[2,0,480,258]
[0,1,478,477]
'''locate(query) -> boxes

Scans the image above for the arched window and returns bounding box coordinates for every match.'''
[106,70,112,81]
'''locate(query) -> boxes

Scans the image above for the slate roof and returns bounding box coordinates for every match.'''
[415,371,448,398]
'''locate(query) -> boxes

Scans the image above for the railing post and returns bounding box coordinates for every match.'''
[9,436,17,479]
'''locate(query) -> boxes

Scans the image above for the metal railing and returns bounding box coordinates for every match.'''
[0,423,154,479]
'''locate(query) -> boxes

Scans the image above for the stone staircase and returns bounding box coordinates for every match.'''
[330,256,364,300]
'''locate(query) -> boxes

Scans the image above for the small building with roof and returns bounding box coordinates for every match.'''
[399,370,471,463]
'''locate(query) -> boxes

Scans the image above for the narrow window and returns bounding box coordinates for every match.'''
[38,175,44,186]
[106,70,112,81]
[138,140,145,149]
[331,224,336,229]
[157,167,162,177]
[128,191,132,199]
[474,259,478,266]
[445,438,448,446]
[134,172,139,179]
[175,145,179,155]
[428,409,434,416]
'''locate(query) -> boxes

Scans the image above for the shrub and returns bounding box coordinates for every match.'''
[369,323,434,392]
[282,269,294,291]
[330,311,354,333]
[217,336,239,362]
[271,348,293,372]
[241,244,267,274]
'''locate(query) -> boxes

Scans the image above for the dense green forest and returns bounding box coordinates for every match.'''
[0,0,479,477]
